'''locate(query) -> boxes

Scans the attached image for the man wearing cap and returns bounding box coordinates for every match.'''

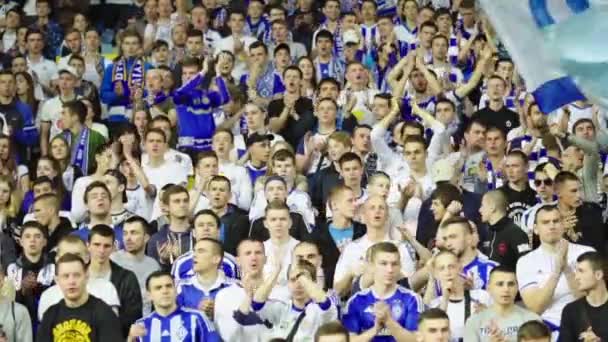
[245,132,273,186]
[60,100,107,175]
[39,65,82,156]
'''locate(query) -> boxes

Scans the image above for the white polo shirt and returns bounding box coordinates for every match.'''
[516,242,594,326]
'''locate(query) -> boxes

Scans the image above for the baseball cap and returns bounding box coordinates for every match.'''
[246,132,274,148]
[431,158,456,183]
[58,66,78,78]
[343,29,360,45]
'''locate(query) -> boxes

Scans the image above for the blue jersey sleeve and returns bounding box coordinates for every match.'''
[401,293,424,331]
[341,296,362,334]
[273,74,285,95]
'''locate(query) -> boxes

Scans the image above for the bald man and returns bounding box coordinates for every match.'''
[479,190,530,269]
[333,195,417,297]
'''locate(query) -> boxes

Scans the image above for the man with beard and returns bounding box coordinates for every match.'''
[554,171,606,254]
[110,216,160,315]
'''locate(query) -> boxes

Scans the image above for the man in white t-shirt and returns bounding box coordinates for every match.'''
[38,66,80,156]
[25,28,58,98]
[214,10,256,80]
[141,128,189,220]
[516,204,594,337]
[38,235,120,320]
[333,195,417,297]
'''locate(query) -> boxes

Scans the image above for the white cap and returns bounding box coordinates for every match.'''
[343,29,360,45]
[431,158,456,183]
[58,66,78,78]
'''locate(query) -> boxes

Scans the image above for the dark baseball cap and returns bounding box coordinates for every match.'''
[246,132,274,148]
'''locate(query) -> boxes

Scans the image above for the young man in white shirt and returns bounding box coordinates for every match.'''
[144,115,193,177]
[38,66,79,155]
[25,28,57,98]
[141,128,189,220]
[516,204,594,338]
[211,129,253,210]
[214,10,256,80]
[333,195,417,297]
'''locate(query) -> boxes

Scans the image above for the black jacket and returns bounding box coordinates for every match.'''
[571,202,607,255]
[484,216,530,269]
[46,217,74,256]
[309,161,340,218]
[311,220,367,289]
[249,212,311,242]
[220,204,250,256]
[109,261,142,338]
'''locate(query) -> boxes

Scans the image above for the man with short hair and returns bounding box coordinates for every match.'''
[37,254,122,342]
[0,70,37,161]
[127,271,220,341]
[342,242,424,341]
[416,308,451,342]
[516,205,594,337]
[559,251,608,341]
[110,216,160,315]
[103,169,135,227]
[39,66,80,155]
[517,321,551,342]
[334,196,417,297]
[315,321,350,342]
[425,250,491,342]
[172,210,239,283]
[88,225,142,337]
[7,221,54,329]
[25,28,58,98]
[314,185,367,289]
[59,99,106,175]
[0,261,33,342]
[73,181,124,248]
[498,151,537,226]
[32,194,74,255]
[37,235,121,320]
[245,132,273,186]
[464,266,541,342]
[214,10,257,80]
[176,238,234,319]
[479,189,530,269]
[554,171,606,253]
[440,217,497,290]
[147,185,193,265]
[470,75,520,135]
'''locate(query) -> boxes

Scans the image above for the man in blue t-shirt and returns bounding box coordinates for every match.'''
[342,241,424,341]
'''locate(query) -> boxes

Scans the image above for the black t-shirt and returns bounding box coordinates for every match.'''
[267,97,316,148]
[471,105,520,134]
[37,295,123,342]
[559,297,608,342]
[499,184,537,227]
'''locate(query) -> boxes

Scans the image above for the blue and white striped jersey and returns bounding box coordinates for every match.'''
[463,254,499,290]
[135,306,220,342]
[342,286,424,341]
[171,251,239,283]
[176,273,235,310]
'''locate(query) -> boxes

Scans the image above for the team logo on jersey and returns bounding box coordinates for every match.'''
[202,96,210,105]
[506,120,512,128]
[390,300,403,320]
[174,319,188,342]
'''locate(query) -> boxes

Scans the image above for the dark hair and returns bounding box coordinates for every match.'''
[88,224,115,242]
[68,54,85,65]
[187,29,203,39]
[360,0,378,9]
[435,98,455,112]
[55,253,87,275]
[369,241,400,262]
[317,77,341,92]
[212,128,234,143]
[181,56,202,70]
[419,20,438,32]
[283,65,302,79]
[146,270,174,290]
[338,152,363,167]
[193,209,221,230]
[431,34,449,47]
[152,39,169,51]
[431,183,463,209]
[208,175,231,191]
[572,118,595,134]
[104,169,128,203]
[274,43,290,57]
[196,150,218,166]
[145,127,167,142]
[315,29,334,43]
[418,308,449,324]
[32,175,54,188]
[533,203,558,224]
[64,100,88,124]
[507,149,529,164]
[26,27,44,41]
[403,134,427,149]
[401,121,425,137]
[83,180,110,204]
[161,184,189,204]
[195,237,224,259]
[434,8,452,20]
[577,251,606,274]
[314,321,349,342]
[124,215,151,235]
[249,40,268,55]
[465,117,486,132]
[517,321,551,341]
[489,264,516,280]
[486,125,506,139]
[21,221,48,239]
[554,171,579,188]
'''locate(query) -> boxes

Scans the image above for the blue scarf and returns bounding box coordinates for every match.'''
[65,127,90,175]
[112,57,145,98]
[256,64,276,98]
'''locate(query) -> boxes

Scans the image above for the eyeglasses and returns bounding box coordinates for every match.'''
[534,179,553,187]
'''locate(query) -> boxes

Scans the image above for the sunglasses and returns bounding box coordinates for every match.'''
[534,179,553,187]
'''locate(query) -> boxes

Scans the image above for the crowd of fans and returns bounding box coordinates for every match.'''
[0,0,607,341]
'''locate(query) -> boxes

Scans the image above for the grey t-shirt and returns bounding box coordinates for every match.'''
[464,305,541,342]
[110,251,161,315]
[0,300,32,342]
